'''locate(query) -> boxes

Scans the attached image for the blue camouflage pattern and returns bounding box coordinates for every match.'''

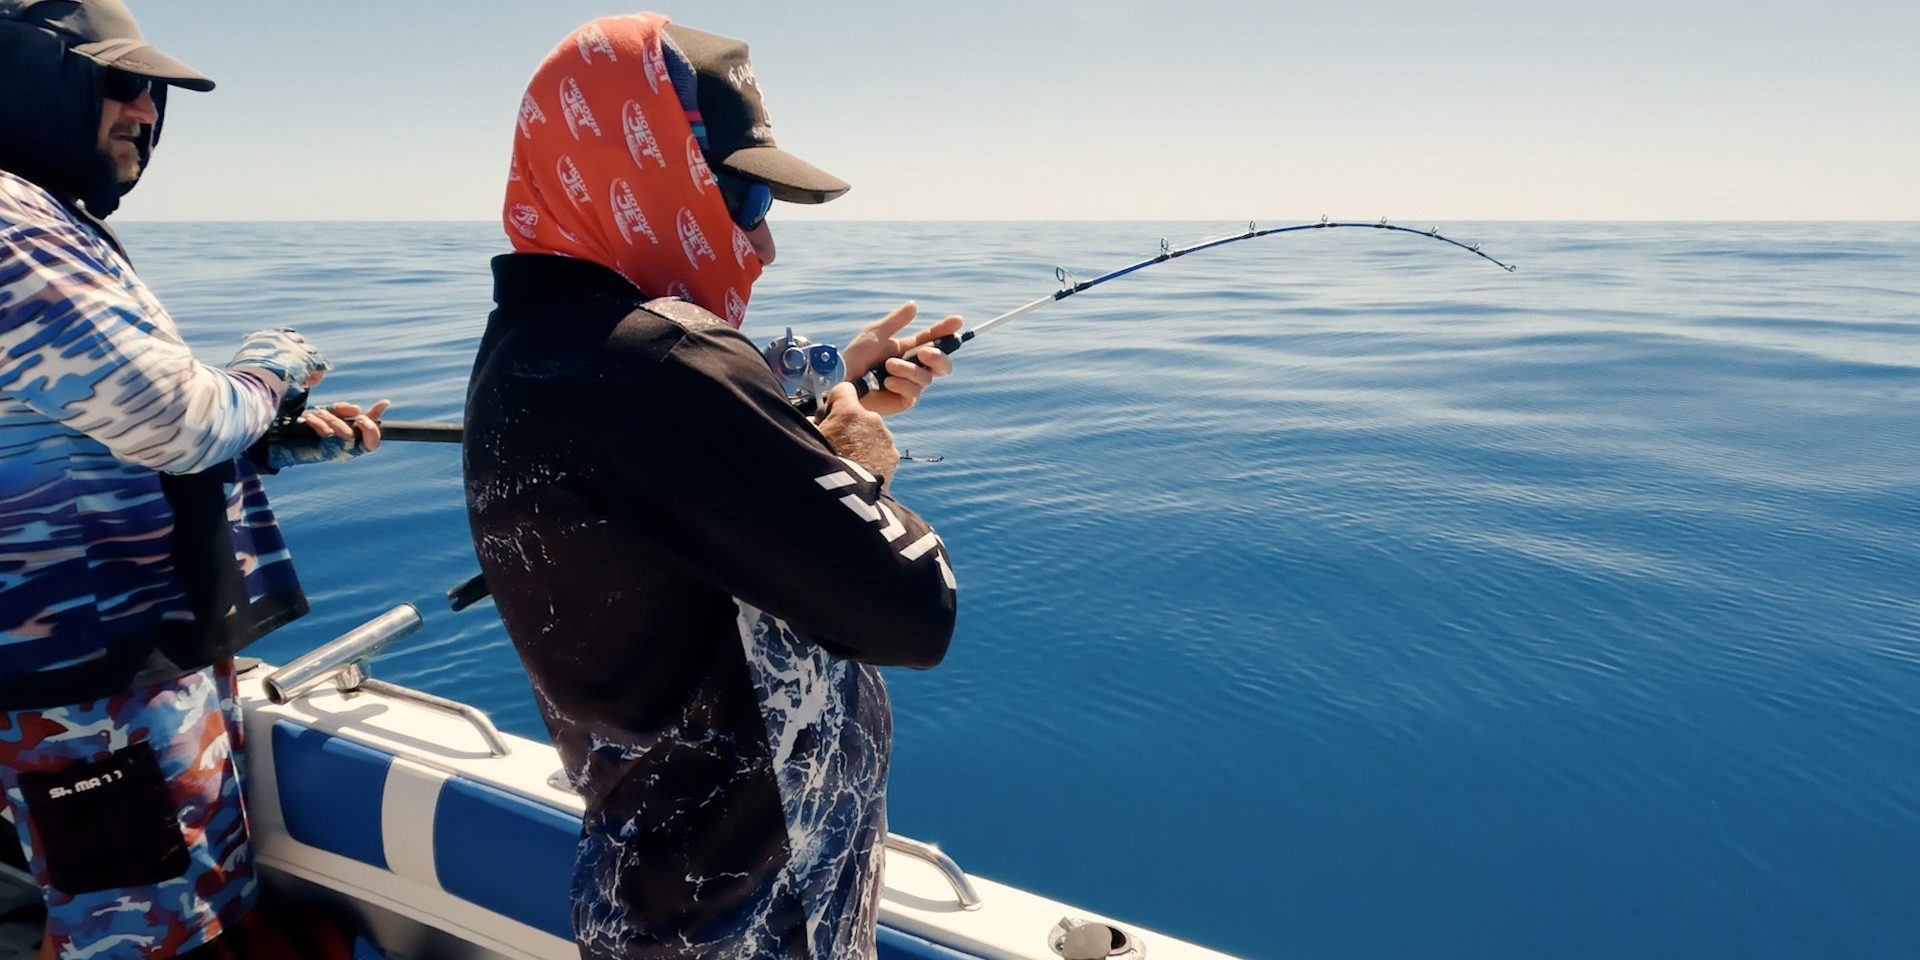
[0,661,256,959]
[0,169,309,678]
[224,327,329,398]
[260,431,369,471]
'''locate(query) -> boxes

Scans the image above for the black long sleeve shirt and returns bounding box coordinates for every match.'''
[463,254,957,960]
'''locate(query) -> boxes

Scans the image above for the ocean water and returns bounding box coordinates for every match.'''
[120,221,1920,960]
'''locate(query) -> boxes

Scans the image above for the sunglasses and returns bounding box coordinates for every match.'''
[102,69,152,104]
[716,172,773,231]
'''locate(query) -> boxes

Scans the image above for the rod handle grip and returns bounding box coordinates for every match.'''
[447,572,491,612]
[264,418,462,451]
[865,333,965,393]
[376,421,463,443]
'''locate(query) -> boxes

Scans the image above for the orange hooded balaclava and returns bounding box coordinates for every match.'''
[504,13,760,326]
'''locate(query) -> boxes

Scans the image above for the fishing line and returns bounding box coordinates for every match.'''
[856,216,1514,398]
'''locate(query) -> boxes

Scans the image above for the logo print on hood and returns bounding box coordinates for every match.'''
[725,288,747,327]
[517,93,548,139]
[677,208,716,268]
[503,14,761,321]
[610,179,657,245]
[639,36,670,93]
[557,156,592,207]
[510,204,541,240]
[559,77,602,139]
[731,226,754,269]
[686,136,718,195]
[622,101,666,169]
[577,24,618,64]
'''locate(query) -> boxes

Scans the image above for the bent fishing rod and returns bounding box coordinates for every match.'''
[276,218,1514,608]
[848,216,1515,401]
[292,216,1516,438]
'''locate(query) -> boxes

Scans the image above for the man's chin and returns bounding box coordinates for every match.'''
[104,149,143,186]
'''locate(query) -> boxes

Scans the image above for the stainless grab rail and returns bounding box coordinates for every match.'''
[262,603,510,758]
[356,678,511,759]
[883,835,982,911]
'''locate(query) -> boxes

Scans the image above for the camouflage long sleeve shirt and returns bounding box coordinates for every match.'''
[0,169,305,703]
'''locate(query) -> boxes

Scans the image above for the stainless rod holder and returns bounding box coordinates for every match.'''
[883,835,982,910]
[264,604,423,705]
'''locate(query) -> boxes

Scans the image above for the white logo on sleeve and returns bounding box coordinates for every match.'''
[815,462,957,589]
[725,288,747,326]
[666,280,694,301]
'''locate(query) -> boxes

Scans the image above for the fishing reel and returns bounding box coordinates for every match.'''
[762,327,845,417]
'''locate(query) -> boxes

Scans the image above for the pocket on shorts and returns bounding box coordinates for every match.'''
[16,740,190,894]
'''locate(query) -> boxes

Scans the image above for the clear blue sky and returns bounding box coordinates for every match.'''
[121,1,1918,221]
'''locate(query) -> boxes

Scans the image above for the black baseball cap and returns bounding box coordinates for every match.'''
[0,0,214,91]
[664,23,847,204]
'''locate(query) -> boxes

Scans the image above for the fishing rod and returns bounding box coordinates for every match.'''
[284,218,1514,609]
[259,418,459,456]
[364,421,460,443]
[287,217,1517,430]
[852,216,1514,398]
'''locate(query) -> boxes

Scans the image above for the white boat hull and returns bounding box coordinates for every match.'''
[238,664,1236,960]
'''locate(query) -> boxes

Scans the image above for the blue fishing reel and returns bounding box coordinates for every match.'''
[762,327,845,416]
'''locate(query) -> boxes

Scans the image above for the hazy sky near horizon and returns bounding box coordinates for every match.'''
[116,1,1918,222]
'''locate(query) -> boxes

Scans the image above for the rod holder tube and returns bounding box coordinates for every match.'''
[264,604,423,704]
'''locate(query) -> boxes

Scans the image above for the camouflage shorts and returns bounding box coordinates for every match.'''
[0,661,256,959]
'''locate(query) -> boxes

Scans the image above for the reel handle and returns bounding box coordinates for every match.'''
[862,333,965,394]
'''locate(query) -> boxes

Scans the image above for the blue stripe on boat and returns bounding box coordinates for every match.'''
[271,720,391,870]
[433,773,579,939]
[878,924,983,960]
[268,721,970,954]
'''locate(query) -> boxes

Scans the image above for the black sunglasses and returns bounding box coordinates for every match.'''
[102,69,152,104]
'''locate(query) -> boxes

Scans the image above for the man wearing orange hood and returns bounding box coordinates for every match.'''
[463,13,959,960]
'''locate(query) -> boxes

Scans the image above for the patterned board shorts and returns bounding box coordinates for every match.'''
[0,661,257,959]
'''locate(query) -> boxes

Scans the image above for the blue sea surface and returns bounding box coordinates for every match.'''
[122,221,1920,960]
